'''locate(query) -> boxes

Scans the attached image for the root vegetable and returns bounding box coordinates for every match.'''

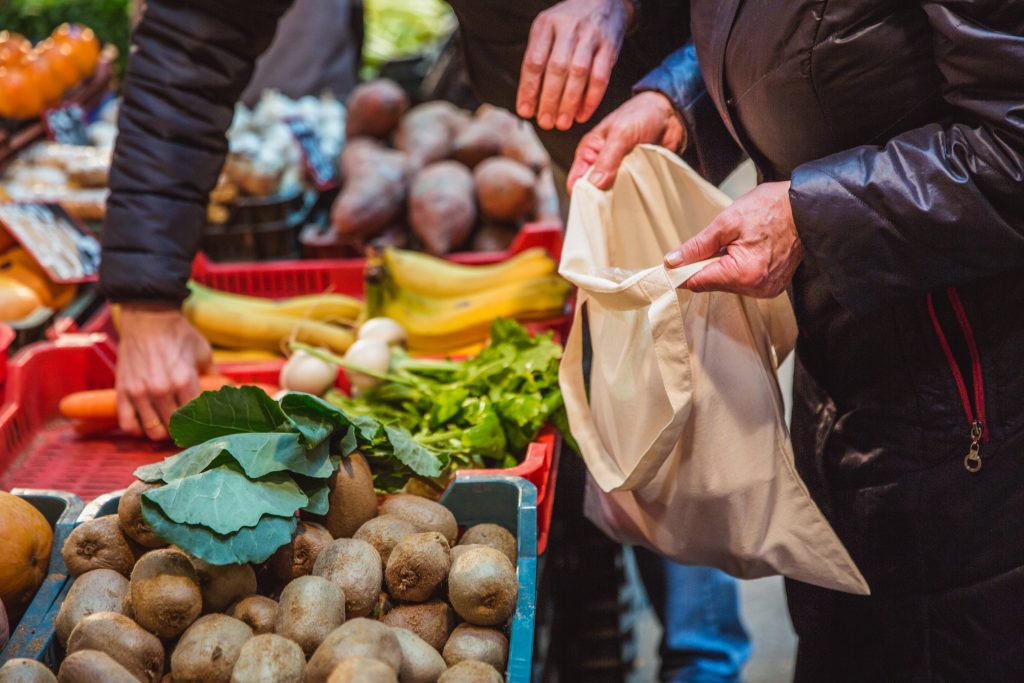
[394,101,470,170]
[353,515,416,568]
[379,600,454,652]
[458,524,516,566]
[342,339,392,391]
[0,659,57,683]
[391,627,446,683]
[55,568,129,646]
[118,481,167,549]
[58,650,138,683]
[471,224,519,253]
[438,661,502,683]
[326,657,398,683]
[279,350,338,396]
[447,546,517,627]
[228,595,278,635]
[305,619,402,683]
[171,614,253,683]
[62,515,137,578]
[332,140,408,240]
[269,520,333,582]
[229,633,305,683]
[312,538,382,618]
[320,453,379,538]
[379,495,458,545]
[66,611,164,683]
[500,121,549,173]
[129,549,203,639]
[274,575,346,657]
[452,105,519,168]
[473,157,537,223]
[357,318,407,348]
[442,623,509,671]
[408,161,477,256]
[384,532,450,603]
[345,80,409,139]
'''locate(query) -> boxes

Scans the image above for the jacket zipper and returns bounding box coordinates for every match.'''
[926,287,989,473]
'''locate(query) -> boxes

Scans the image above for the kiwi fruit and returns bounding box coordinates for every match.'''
[229,633,306,683]
[129,548,203,639]
[58,650,138,683]
[379,600,454,652]
[170,614,253,683]
[384,532,450,603]
[391,627,446,683]
[312,538,382,618]
[188,556,257,614]
[449,544,484,563]
[353,515,416,568]
[65,611,164,683]
[268,521,333,582]
[62,515,137,578]
[437,660,502,683]
[305,619,402,683]
[228,595,278,634]
[447,546,517,626]
[55,568,129,646]
[379,495,457,545]
[325,657,398,683]
[457,524,516,566]
[0,658,57,683]
[274,575,346,657]
[442,623,509,671]
[117,481,167,549]
[320,453,378,538]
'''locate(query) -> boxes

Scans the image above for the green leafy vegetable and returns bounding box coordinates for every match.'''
[169,385,290,447]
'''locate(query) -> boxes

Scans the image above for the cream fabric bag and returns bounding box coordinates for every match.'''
[559,145,868,594]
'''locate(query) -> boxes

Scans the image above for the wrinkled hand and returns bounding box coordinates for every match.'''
[116,305,212,440]
[567,91,685,191]
[517,0,634,130]
[666,182,804,298]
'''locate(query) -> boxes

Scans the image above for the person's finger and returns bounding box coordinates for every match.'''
[130,388,167,441]
[536,29,577,129]
[587,131,634,189]
[193,336,213,375]
[577,41,615,123]
[665,213,740,267]
[517,19,554,119]
[556,34,597,130]
[172,362,202,408]
[567,127,606,191]
[117,380,142,436]
[683,252,754,294]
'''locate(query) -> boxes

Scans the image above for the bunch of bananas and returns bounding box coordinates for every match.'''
[366,247,571,353]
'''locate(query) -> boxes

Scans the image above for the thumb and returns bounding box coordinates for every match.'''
[567,128,606,192]
[665,216,737,268]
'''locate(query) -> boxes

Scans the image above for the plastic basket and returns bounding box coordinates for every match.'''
[31,475,538,681]
[0,489,83,662]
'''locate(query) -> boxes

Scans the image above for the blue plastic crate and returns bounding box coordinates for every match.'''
[1,489,83,663]
[26,476,538,680]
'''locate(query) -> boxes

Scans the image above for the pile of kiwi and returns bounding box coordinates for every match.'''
[1,454,520,683]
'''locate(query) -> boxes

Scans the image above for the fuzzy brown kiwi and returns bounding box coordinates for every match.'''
[353,515,416,569]
[228,595,278,635]
[437,660,503,683]
[324,657,398,683]
[312,538,382,618]
[305,619,402,683]
[170,614,253,683]
[0,658,57,683]
[378,495,457,545]
[229,633,305,683]
[62,515,137,578]
[65,611,164,683]
[187,556,257,614]
[384,532,450,603]
[58,650,138,683]
[117,481,168,549]
[55,568,129,646]
[268,521,333,582]
[129,549,203,639]
[442,623,509,671]
[319,454,378,539]
[447,546,517,627]
[274,575,346,657]
[457,524,516,566]
[378,600,454,652]
[391,627,446,683]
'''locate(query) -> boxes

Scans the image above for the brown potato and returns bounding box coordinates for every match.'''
[473,157,537,223]
[346,80,409,139]
[408,162,477,256]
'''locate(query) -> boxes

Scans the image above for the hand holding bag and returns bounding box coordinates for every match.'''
[559,145,868,595]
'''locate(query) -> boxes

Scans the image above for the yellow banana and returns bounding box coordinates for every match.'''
[381,247,557,297]
[212,348,283,363]
[188,281,363,323]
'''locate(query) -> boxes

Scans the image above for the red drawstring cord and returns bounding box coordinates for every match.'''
[926,287,989,441]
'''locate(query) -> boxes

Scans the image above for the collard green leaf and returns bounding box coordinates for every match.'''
[134,460,166,483]
[170,385,291,447]
[338,426,358,456]
[142,465,307,534]
[383,425,446,477]
[219,432,333,480]
[301,484,330,515]
[141,497,295,565]
[279,391,352,444]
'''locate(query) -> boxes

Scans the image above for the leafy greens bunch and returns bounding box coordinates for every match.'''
[134,386,445,565]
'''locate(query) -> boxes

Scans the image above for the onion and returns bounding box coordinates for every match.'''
[357,317,408,347]
[279,349,338,396]
[343,338,392,391]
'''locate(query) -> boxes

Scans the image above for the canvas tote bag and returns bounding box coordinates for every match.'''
[559,145,869,595]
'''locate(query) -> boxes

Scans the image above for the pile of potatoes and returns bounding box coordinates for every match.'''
[1,454,520,683]
[330,78,561,256]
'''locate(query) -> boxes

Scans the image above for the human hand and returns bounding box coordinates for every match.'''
[116,304,212,440]
[567,91,685,191]
[516,0,634,130]
[665,182,804,298]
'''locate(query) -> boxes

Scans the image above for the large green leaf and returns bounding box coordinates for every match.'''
[301,484,330,515]
[279,392,351,445]
[141,497,296,565]
[142,466,308,534]
[170,385,291,447]
[383,425,446,477]
[221,433,332,480]
[134,439,232,483]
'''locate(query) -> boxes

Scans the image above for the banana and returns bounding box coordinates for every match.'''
[187,281,363,323]
[381,247,557,297]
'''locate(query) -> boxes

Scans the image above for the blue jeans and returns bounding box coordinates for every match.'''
[637,550,752,682]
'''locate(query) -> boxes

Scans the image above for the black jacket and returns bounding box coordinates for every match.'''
[641,1,1024,680]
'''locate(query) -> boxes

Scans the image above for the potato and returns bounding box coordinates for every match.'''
[230,633,305,683]
[333,142,409,240]
[379,495,457,545]
[118,481,167,549]
[379,601,454,652]
[394,101,471,170]
[321,454,379,538]
[458,524,516,566]
[269,521,333,582]
[66,611,164,683]
[58,650,137,683]
[62,515,137,578]
[452,105,519,168]
[437,661,502,683]
[325,657,398,683]
[55,568,129,646]
[306,619,402,683]
[228,595,278,635]
[129,549,203,639]
[275,575,346,657]
[312,538,382,618]
[447,546,517,626]
[408,162,477,256]
[346,80,409,139]
[392,627,446,683]
[384,532,450,603]
[171,614,253,683]
[188,557,257,614]
[353,515,416,569]
[0,659,57,683]
[500,121,549,173]
[473,157,537,223]
[442,623,509,671]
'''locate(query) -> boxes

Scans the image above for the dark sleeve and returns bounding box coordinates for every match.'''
[100,0,291,305]
[633,42,744,185]
[789,1,1024,315]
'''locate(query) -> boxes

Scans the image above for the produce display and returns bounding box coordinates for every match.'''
[0,243,77,323]
[0,491,53,623]
[0,140,111,221]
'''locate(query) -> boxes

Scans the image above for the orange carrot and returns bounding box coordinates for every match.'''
[59,375,234,421]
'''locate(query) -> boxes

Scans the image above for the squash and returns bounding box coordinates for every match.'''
[0,491,53,620]
[0,247,77,310]
[0,598,8,651]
